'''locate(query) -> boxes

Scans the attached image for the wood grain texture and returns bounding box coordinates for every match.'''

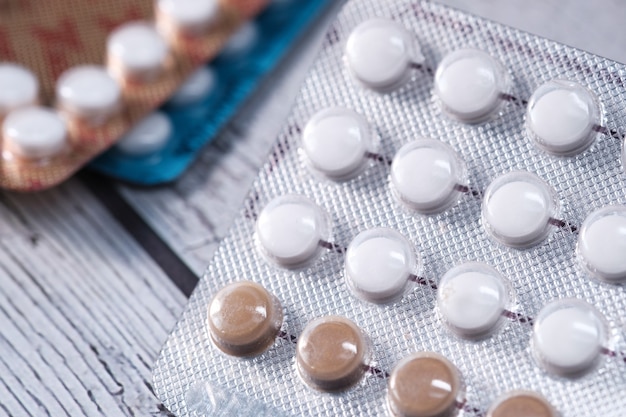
[0,180,186,417]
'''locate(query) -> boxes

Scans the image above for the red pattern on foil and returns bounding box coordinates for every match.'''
[96,6,145,33]
[0,28,16,59]
[31,18,83,80]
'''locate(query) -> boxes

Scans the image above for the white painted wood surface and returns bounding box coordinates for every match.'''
[2,1,626,417]
[0,181,186,417]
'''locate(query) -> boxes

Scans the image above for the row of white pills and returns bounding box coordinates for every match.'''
[344,18,611,158]
[254,194,613,378]
[0,59,154,161]
[0,64,183,162]
[300,107,626,283]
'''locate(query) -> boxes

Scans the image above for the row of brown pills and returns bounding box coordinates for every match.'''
[206,280,558,417]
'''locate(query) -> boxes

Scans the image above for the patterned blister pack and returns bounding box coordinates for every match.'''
[0,0,267,191]
[153,1,626,416]
[88,0,333,185]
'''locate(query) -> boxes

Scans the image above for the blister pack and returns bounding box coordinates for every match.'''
[88,0,332,185]
[0,0,266,191]
[153,1,626,416]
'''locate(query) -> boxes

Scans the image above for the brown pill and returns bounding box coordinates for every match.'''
[387,352,461,417]
[487,390,557,417]
[207,281,283,357]
[296,316,369,392]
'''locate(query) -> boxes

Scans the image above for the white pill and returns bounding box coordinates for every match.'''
[256,195,330,268]
[390,139,466,214]
[221,22,258,57]
[532,299,606,376]
[0,63,39,116]
[56,65,121,125]
[168,66,216,106]
[437,262,509,338]
[344,228,418,304]
[107,21,168,82]
[301,107,372,180]
[435,48,508,123]
[156,0,219,36]
[116,112,172,155]
[577,206,626,284]
[345,18,422,92]
[527,80,600,156]
[482,172,557,248]
[2,106,67,160]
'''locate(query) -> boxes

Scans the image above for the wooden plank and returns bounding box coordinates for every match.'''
[0,180,186,417]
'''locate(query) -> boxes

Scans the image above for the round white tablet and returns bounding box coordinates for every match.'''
[435,48,508,123]
[0,63,39,116]
[168,66,216,106]
[577,206,626,284]
[526,80,600,156]
[301,107,372,180]
[390,139,466,214]
[221,22,258,57]
[56,65,121,125]
[256,195,330,268]
[2,106,67,160]
[437,262,509,338]
[107,21,168,82]
[482,172,557,248]
[345,18,422,92]
[532,299,606,376]
[116,112,172,155]
[344,228,418,304]
[156,0,219,36]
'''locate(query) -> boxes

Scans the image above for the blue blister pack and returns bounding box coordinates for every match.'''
[88,0,332,185]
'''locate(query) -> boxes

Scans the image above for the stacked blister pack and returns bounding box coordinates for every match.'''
[89,0,334,185]
[0,0,267,190]
[153,1,626,416]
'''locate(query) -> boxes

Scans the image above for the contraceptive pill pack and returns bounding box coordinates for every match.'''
[153,1,626,416]
[88,0,333,185]
[0,0,266,191]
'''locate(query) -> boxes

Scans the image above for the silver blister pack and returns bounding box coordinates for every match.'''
[153,1,626,416]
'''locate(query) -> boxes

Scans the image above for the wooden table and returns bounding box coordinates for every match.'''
[2,1,625,415]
